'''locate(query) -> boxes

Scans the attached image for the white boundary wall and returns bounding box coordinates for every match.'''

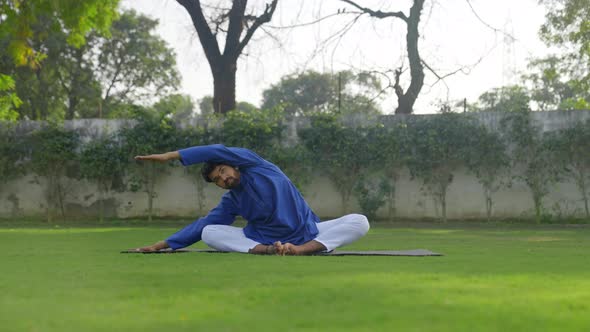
[1,110,589,220]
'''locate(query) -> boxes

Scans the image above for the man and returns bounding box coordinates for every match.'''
[133,144,369,255]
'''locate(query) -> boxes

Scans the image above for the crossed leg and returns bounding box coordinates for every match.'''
[202,214,370,255]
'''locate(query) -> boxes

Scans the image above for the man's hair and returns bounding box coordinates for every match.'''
[201,162,221,183]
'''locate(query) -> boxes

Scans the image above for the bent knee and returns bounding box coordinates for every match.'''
[201,225,221,245]
[349,213,370,235]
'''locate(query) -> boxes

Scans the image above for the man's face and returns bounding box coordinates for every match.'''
[208,164,241,189]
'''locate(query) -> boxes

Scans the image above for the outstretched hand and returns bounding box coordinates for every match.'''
[134,154,169,163]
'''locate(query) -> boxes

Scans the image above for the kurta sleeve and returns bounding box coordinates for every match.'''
[178,144,263,167]
[165,194,238,249]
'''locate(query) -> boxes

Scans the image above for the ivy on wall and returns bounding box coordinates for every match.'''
[28,124,80,222]
[1,111,589,222]
[500,111,562,223]
[79,134,126,222]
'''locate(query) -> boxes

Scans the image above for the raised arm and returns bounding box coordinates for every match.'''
[130,194,238,252]
[134,145,264,168]
[177,144,264,167]
[134,151,180,162]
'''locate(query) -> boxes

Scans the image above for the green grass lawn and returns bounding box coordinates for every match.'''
[1,222,589,332]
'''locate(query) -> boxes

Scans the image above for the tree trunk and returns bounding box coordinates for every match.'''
[98,182,106,223]
[395,0,425,114]
[147,164,155,222]
[66,94,79,120]
[533,192,542,223]
[65,47,84,120]
[212,60,237,113]
[484,186,493,222]
[176,0,278,114]
[56,180,66,220]
[441,192,447,222]
[341,190,352,216]
[195,176,206,216]
[388,178,397,222]
[574,169,589,218]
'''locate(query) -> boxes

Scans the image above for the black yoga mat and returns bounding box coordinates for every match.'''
[121,248,443,256]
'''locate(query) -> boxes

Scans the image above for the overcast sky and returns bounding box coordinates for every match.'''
[121,0,550,114]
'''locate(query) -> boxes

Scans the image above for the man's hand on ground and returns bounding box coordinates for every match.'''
[133,245,159,252]
[131,241,169,252]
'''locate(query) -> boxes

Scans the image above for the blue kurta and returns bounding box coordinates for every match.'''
[166,144,320,249]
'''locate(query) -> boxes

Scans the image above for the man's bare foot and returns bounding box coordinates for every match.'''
[282,243,302,255]
[271,242,303,255]
[249,244,278,255]
[273,241,287,255]
[280,240,327,255]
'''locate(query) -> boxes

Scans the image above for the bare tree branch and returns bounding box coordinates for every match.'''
[236,0,279,58]
[176,0,222,66]
[266,11,355,29]
[340,0,408,22]
[464,0,516,41]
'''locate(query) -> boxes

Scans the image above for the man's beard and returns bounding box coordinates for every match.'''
[225,177,240,189]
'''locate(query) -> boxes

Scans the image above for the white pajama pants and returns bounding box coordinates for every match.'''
[201,214,370,253]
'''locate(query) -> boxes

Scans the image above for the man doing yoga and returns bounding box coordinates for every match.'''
[132,144,369,255]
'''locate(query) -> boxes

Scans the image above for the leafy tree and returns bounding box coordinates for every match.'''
[261,70,382,117]
[153,94,196,123]
[551,120,590,218]
[353,174,390,221]
[0,124,25,196]
[79,134,126,222]
[264,144,314,196]
[522,56,580,111]
[235,101,258,113]
[0,0,119,68]
[300,114,378,214]
[262,71,337,116]
[500,111,561,223]
[198,96,215,116]
[369,123,409,221]
[0,16,67,121]
[465,124,510,221]
[96,10,180,116]
[0,74,21,121]
[198,95,257,116]
[28,125,80,221]
[1,9,181,120]
[0,0,118,120]
[540,0,590,58]
[175,0,279,114]
[217,107,284,156]
[473,85,531,112]
[120,113,180,221]
[406,113,477,222]
[535,0,590,109]
[48,28,102,120]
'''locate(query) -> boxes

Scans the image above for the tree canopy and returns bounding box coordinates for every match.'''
[0,0,119,68]
[261,70,382,116]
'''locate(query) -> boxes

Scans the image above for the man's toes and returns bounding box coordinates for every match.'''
[273,241,284,255]
[284,243,298,255]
